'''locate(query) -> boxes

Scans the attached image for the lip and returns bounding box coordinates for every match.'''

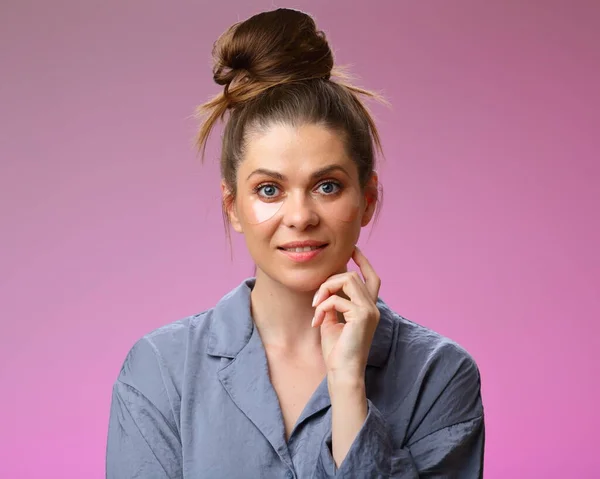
[277,241,328,263]
[278,240,328,249]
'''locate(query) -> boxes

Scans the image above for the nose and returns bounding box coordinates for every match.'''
[281,191,319,230]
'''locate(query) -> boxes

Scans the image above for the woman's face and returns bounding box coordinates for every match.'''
[224,123,377,292]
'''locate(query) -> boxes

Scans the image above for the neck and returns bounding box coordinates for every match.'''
[250,269,321,351]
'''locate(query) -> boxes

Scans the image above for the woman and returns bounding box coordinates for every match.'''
[106,8,485,478]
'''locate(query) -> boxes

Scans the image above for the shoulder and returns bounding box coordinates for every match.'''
[377,302,483,420]
[113,278,255,393]
[114,310,214,396]
[381,302,480,379]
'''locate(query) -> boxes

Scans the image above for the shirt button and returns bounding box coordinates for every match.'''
[285,472,294,479]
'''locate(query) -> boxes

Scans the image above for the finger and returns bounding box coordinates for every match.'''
[312,273,347,307]
[312,272,370,308]
[319,308,340,334]
[352,246,381,301]
[311,295,355,328]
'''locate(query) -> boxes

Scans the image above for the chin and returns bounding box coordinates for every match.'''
[260,252,351,292]
[276,270,330,292]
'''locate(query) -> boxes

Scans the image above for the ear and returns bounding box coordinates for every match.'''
[360,171,379,227]
[221,180,243,233]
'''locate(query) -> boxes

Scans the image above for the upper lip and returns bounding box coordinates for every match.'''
[278,240,328,249]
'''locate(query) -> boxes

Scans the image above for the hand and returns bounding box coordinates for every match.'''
[311,246,381,383]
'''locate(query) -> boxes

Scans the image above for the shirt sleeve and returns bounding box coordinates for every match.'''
[313,351,485,478]
[106,339,183,479]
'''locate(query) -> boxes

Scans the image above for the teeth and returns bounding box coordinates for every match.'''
[285,246,320,252]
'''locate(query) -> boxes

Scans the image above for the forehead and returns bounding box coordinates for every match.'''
[241,123,354,175]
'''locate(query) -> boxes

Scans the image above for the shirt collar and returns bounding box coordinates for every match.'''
[206,277,394,367]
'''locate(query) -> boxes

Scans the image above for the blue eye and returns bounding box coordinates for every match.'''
[317,181,341,195]
[257,184,280,198]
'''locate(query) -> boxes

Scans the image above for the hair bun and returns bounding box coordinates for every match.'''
[212,8,333,95]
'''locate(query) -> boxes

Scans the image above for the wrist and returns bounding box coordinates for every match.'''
[327,373,366,400]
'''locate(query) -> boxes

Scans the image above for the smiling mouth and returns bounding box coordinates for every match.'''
[278,245,327,253]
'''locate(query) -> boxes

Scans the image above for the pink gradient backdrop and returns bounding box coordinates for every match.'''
[1,1,599,477]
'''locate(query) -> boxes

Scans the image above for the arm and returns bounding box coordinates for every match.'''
[311,248,484,477]
[106,338,183,479]
[328,376,368,469]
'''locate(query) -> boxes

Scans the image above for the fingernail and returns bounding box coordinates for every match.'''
[311,316,316,327]
[312,291,319,307]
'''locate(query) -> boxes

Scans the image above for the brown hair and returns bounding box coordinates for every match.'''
[195,8,385,228]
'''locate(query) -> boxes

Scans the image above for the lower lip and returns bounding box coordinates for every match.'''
[278,245,327,263]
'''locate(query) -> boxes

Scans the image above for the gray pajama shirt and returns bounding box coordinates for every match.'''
[106,278,484,478]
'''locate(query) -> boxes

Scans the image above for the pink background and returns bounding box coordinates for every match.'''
[1,1,599,477]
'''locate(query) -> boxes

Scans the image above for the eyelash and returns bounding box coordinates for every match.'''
[254,180,343,200]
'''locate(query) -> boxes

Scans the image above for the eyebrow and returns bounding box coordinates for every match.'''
[246,165,350,182]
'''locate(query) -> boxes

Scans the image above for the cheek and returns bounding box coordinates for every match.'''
[318,193,362,223]
[248,201,282,224]
[329,218,362,247]
[238,196,283,225]
[239,216,278,251]
[332,203,361,223]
